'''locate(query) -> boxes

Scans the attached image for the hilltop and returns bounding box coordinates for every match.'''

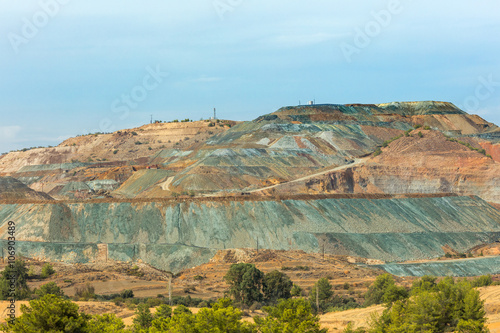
[0,101,499,274]
[0,101,498,202]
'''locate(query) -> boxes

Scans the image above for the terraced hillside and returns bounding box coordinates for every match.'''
[0,194,499,272]
[0,101,499,273]
[0,101,498,201]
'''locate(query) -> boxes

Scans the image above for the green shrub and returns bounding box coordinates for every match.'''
[364,273,408,306]
[471,275,493,288]
[4,295,88,332]
[74,283,95,300]
[254,298,327,332]
[370,277,488,332]
[35,282,64,297]
[146,297,163,308]
[120,289,134,298]
[224,263,264,306]
[133,303,153,330]
[291,284,303,297]
[40,263,55,278]
[262,270,293,303]
[309,278,333,304]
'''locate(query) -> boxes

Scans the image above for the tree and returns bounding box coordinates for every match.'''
[173,304,192,316]
[364,273,405,306]
[262,270,293,303]
[370,277,489,333]
[87,313,125,333]
[382,284,408,304]
[2,294,89,332]
[120,289,134,299]
[149,299,255,333]
[0,259,30,300]
[40,263,55,279]
[462,289,486,323]
[153,304,172,320]
[291,284,303,297]
[254,298,328,333]
[471,275,493,288]
[153,310,194,333]
[35,281,64,297]
[193,299,254,333]
[224,263,264,306]
[410,275,437,295]
[133,303,153,331]
[309,278,333,303]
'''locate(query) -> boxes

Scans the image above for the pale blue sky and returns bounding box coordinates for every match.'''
[0,0,499,153]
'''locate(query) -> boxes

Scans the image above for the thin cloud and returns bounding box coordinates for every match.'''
[0,125,21,141]
[192,76,222,83]
[262,33,342,48]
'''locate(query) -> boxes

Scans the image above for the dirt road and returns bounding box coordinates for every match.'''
[248,158,368,194]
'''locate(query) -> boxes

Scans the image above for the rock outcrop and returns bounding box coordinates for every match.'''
[1,195,499,272]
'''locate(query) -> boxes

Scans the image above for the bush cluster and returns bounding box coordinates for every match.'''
[447,137,491,157]
[347,275,491,332]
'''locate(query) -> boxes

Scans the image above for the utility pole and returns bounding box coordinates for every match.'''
[214,108,216,120]
[168,275,172,305]
[322,243,325,259]
[256,237,259,254]
[150,115,153,124]
[165,271,173,306]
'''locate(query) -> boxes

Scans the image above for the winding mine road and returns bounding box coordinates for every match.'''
[247,157,368,194]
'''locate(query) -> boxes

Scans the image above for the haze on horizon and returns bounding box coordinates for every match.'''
[0,0,499,153]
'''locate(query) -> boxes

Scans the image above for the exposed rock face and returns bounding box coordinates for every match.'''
[0,195,499,272]
[0,101,498,201]
[0,177,53,201]
[376,256,500,277]
[0,101,499,273]
[258,130,500,204]
[480,141,500,162]
[0,120,233,175]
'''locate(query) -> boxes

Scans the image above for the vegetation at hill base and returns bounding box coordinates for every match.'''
[0,296,326,333]
[0,260,494,332]
[344,275,491,333]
